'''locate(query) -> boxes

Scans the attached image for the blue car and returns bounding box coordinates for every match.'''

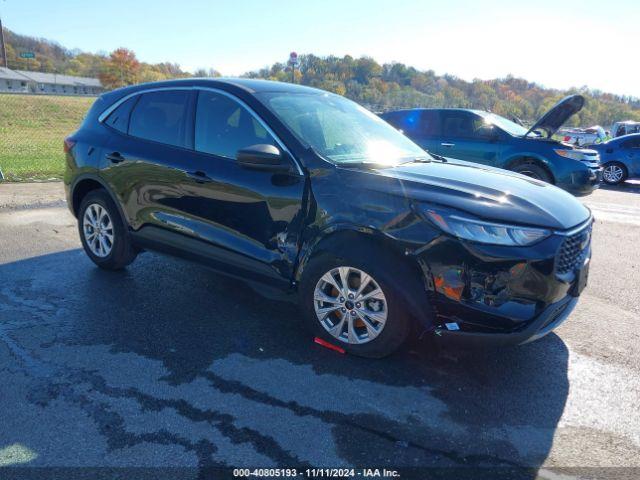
[590,134,640,185]
[381,95,602,197]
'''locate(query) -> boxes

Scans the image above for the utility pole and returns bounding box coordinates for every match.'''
[0,15,8,68]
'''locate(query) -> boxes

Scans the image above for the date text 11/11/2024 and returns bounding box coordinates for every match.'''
[232,468,401,477]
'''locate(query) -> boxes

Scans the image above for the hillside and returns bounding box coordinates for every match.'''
[2,27,640,127]
[245,55,640,127]
[2,28,191,83]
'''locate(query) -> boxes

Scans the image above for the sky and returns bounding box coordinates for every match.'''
[1,0,639,96]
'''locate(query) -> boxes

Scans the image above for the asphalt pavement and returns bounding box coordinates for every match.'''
[0,181,639,479]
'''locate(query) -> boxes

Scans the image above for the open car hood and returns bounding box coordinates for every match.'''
[525,94,585,138]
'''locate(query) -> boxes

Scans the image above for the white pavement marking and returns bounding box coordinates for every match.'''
[581,201,640,226]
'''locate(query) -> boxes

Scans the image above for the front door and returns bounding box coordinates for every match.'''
[437,111,502,166]
[179,89,305,283]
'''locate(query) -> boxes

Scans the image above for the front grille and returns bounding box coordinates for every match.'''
[580,156,601,174]
[555,223,592,275]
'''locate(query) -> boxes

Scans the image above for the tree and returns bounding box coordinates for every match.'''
[193,68,221,78]
[99,48,140,89]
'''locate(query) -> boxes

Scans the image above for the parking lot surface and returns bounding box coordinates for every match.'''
[0,182,639,479]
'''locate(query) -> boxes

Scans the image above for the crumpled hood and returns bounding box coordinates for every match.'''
[343,160,591,230]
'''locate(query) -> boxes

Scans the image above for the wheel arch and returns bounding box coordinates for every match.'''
[70,174,128,226]
[504,154,556,184]
[295,226,434,329]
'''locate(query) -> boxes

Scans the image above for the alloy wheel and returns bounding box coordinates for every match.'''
[313,266,388,344]
[82,203,114,258]
[603,164,624,184]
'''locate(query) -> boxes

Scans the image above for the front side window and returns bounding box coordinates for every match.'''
[129,90,190,147]
[478,112,529,137]
[257,92,428,165]
[441,112,485,139]
[195,91,275,158]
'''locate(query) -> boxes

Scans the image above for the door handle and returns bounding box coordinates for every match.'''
[187,170,213,183]
[106,152,125,163]
[441,142,455,148]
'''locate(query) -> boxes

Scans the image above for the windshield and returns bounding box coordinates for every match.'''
[476,111,530,137]
[256,91,430,165]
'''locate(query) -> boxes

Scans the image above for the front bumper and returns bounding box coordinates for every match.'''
[562,167,602,196]
[433,294,578,346]
[413,221,592,347]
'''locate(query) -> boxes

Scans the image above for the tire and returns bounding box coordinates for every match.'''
[299,250,411,358]
[511,162,552,183]
[602,162,627,185]
[77,189,137,270]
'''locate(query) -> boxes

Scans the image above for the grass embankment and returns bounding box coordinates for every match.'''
[0,94,94,181]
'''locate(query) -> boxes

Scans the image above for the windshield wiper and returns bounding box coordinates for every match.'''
[337,161,392,168]
[429,153,448,162]
[399,157,432,165]
[402,153,448,164]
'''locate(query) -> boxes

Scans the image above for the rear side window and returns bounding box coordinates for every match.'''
[129,90,190,147]
[194,91,275,158]
[383,111,418,135]
[383,110,440,137]
[622,138,640,149]
[420,110,440,136]
[104,96,139,133]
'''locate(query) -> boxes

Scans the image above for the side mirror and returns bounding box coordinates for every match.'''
[236,144,291,172]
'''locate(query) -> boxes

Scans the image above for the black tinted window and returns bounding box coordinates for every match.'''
[622,137,640,148]
[195,91,274,158]
[382,110,439,137]
[104,96,139,133]
[383,111,419,135]
[129,90,190,147]
[421,110,440,136]
[441,111,484,139]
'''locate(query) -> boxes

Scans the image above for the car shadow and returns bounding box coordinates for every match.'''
[599,180,640,194]
[0,249,570,478]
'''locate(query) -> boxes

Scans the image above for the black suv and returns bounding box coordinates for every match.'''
[65,79,593,357]
[381,96,602,196]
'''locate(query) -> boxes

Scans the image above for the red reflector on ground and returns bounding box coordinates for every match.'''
[314,337,346,354]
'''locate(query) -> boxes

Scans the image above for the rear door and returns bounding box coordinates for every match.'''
[437,110,503,166]
[99,89,196,231]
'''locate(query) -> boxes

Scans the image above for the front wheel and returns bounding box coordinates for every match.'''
[602,162,627,185]
[300,253,411,358]
[510,162,552,183]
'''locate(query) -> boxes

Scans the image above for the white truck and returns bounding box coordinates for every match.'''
[611,121,640,138]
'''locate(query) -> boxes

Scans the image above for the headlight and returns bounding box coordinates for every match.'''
[554,149,585,161]
[423,208,551,246]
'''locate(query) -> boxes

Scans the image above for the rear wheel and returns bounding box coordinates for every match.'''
[78,189,137,270]
[300,252,411,358]
[602,162,627,185]
[511,162,552,183]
